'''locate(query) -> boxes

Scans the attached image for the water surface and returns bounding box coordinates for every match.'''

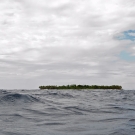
[0,89,135,135]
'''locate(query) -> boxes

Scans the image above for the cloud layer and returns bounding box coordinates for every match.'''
[0,0,135,89]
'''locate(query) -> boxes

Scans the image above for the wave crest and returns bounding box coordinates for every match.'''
[0,93,40,104]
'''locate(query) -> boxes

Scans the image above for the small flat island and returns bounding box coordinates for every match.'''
[39,85,122,90]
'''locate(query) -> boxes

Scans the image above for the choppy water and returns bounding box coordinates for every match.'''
[0,89,135,135]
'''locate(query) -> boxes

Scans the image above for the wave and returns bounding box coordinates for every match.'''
[45,91,74,98]
[0,92,41,104]
[0,89,135,135]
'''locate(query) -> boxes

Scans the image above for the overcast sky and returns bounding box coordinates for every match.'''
[0,0,135,89]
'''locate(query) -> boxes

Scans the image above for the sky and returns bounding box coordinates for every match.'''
[0,0,135,89]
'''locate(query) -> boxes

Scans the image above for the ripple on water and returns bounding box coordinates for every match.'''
[0,89,135,135]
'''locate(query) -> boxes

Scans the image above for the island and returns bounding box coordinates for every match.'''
[39,85,122,90]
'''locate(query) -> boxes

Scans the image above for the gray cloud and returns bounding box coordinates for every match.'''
[0,0,135,89]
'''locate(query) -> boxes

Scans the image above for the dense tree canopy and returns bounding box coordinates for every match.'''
[39,85,122,90]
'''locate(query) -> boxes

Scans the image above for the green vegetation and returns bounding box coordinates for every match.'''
[39,85,122,90]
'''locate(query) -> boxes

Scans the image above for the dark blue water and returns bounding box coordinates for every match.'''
[0,89,135,135]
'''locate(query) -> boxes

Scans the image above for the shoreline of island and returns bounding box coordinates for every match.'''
[39,85,122,90]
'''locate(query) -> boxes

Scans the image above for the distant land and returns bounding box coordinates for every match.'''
[39,85,122,90]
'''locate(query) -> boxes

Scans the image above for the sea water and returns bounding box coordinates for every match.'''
[0,89,135,135]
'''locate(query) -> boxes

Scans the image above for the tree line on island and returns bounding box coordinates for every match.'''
[39,85,122,90]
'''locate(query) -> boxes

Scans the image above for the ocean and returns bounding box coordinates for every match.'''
[0,89,135,135]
